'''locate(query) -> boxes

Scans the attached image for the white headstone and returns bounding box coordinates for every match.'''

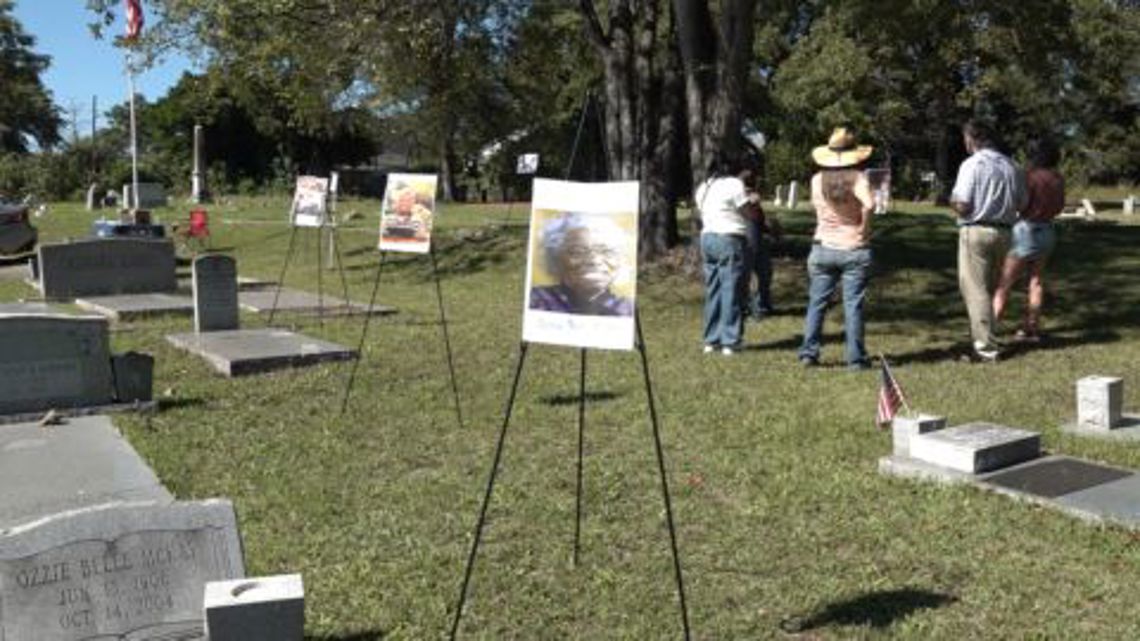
[909,422,1040,473]
[892,414,946,458]
[204,574,304,641]
[1124,196,1135,216]
[787,181,799,210]
[1077,375,1124,431]
[0,500,244,640]
[774,185,784,207]
[1082,198,1097,217]
[85,184,100,211]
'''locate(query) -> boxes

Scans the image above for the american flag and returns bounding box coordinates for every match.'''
[125,0,144,41]
[877,357,908,428]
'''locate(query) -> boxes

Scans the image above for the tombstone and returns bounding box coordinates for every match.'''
[1081,198,1097,217]
[1077,376,1124,430]
[37,238,177,299]
[84,184,100,211]
[204,574,304,641]
[0,500,244,640]
[110,352,154,403]
[891,414,946,458]
[0,314,114,416]
[238,287,393,317]
[193,254,239,332]
[74,293,194,321]
[787,181,799,210]
[165,329,357,377]
[774,185,784,207]
[123,182,168,210]
[191,124,211,204]
[0,415,172,530]
[908,422,1040,474]
[1124,196,1135,216]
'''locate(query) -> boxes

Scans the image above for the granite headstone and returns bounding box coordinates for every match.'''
[192,254,239,333]
[0,314,114,416]
[0,500,244,640]
[38,238,177,299]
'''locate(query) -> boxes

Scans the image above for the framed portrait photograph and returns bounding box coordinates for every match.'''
[522,178,640,351]
[291,176,329,228]
[379,173,438,253]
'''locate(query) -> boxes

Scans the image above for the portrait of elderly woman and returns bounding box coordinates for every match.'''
[528,212,635,317]
[379,174,437,253]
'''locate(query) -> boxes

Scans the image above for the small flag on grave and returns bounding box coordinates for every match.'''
[877,356,909,428]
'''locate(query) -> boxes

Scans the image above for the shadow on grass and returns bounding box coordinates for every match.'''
[781,588,957,632]
[540,390,623,406]
[156,397,207,411]
[306,631,386,641]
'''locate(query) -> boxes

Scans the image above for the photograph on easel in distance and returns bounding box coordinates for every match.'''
[291,176,330,227]
[379,173,438,253]
[523,178,639,351]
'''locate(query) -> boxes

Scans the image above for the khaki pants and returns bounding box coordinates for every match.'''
[958,225,1011,349]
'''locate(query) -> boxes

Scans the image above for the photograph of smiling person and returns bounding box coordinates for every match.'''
[528,212,635,317]
[379,173,437,253]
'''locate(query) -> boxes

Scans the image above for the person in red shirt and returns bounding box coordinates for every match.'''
[993,138,1065,341]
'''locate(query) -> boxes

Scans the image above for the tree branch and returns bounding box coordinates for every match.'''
[578,0,610,50]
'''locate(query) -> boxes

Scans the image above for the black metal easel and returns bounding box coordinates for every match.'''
[448,90,690,639]
[338,243,465,432]
[266,188,351,328]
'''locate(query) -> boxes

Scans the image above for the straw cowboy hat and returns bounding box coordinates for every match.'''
[811,127,873,168]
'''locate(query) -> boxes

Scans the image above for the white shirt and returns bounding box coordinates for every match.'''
[951,148,1027,225]
[696,176,749,236]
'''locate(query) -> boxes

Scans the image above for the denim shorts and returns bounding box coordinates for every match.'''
[1010,220,1055,260]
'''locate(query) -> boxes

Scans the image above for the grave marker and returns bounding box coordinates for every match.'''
[0,314,114,416]
[787,181,799,210]
[773,185,784,207]
[1077,375,1123,430]
[192,254,239,332]
[909,422,1040,474]
[891,414,946,458]
[37,238,176,299]
[0,500,244,641]
[204,574,304,641]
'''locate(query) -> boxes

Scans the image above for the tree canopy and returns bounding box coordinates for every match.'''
[0,0,61,153]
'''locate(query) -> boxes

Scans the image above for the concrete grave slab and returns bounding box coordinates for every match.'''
[237,275,275,290]
[238,287,395,316]
[74,293,194,321]
[891,414,946,458]
[0,302,67,315]
[1053,474,1140,528]
[165,328,357,376]
[37,238,177,299]
[0,500,243,640]
[980,456,1133,499]
[909,422,1040,474]
[0,415,172,531]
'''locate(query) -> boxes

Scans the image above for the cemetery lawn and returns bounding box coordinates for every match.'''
[7,197,1140,640]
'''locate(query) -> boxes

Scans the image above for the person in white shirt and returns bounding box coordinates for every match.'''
[696,155,761,355]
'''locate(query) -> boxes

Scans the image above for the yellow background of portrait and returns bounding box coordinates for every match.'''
[528,209,638,299]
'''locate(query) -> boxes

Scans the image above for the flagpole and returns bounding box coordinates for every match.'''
[126,51,139,211]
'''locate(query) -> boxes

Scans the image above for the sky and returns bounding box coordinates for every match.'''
[12,1,196,137]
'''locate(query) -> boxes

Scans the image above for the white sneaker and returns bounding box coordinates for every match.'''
[721,347,736,356]
[972,341,1000,362]
[703,345,716,354]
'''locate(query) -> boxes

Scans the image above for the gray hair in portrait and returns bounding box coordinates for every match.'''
[539,212,630,280]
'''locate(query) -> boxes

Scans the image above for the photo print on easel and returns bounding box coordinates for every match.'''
[291,175,330,227]
[523,178,639,351]
[379,173,438,254]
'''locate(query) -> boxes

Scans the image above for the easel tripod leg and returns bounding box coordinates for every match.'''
[267,226,300,327]
[574,347,587,567]
[635,313,692,640]
[339,252,386,415]
[430,247,465,430]
[449,342,530,640]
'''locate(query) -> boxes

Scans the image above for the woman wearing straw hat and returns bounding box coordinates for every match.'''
[797,127,876,369]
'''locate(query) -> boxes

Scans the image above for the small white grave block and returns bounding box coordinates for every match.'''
[1077,375,1124,430]
[1082,198,1097,217]
[892,414,946,458]
[1124,196,1135,216]
[787,181,799,210]
[205,573,304,641]
[909,422,1040,474]
[773,185,784,207]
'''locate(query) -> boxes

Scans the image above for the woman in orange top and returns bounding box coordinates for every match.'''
[798,128,876,369]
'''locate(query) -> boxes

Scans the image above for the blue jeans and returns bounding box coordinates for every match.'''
[799,245,872,365]
[702,233,746,347]
[741,219,773,315]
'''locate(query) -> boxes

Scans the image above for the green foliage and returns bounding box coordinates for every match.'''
[0,0,62,152]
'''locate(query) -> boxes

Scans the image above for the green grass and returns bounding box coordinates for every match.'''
[6,197,1140,639]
